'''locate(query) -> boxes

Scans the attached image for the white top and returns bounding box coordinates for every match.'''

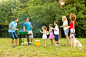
[49,27,53,34]
[63,20,69,30]
[43,30,47,35]
[42,30,47,39]
[54,25,59,35]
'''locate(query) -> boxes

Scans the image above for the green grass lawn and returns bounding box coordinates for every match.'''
[0,38,86,57]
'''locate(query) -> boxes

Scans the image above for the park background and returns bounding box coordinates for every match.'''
[0,0,86,57]
[0,0,86,38]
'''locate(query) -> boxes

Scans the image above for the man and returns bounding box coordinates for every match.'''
[23,17,33,44]
[8,18,18,47]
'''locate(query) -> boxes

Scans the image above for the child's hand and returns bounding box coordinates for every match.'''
[52,28,55,30]
[60,26,63,28]
[39,30,42,32]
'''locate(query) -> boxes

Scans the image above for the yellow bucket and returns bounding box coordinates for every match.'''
[35,40,40,46]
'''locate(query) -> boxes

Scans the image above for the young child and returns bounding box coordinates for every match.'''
[52,21,59,46]
[40,26,47,46]
[69,13,76,35]
[48,24,55,45]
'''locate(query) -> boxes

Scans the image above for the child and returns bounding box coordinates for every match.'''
[40,26,47,46]
[48,24,55,45]
[52,21,59,46]
[69,13,76,35]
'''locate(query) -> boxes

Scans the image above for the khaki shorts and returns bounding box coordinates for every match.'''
[70,29,75,33]
[29,34,33,39]
[26,30,33,39]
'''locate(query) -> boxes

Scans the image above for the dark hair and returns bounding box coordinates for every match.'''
[49,24,53,27]
[25,17,29,20]
[54,21,58,24]
[14,17,18,21]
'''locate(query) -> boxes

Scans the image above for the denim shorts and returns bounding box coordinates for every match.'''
[9,32,18,39]
[64,29,69,35]
[55,35,59,41]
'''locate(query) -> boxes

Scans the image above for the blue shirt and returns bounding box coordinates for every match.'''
[24,22,32,31]
[8,21,17,32]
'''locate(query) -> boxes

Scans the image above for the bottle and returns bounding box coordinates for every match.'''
[21,39,22,43]
[22,39,24,43]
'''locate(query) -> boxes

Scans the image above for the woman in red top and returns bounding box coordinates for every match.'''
[69,13,76,35]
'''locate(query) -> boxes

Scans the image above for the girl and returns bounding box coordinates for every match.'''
[69,13,76,34]
[60,16,69,45]
[48,24,55,45]
[40,26,47,46]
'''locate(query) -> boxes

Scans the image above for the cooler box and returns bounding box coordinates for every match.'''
[35,40,40,46]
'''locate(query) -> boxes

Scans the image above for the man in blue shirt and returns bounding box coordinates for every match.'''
[23,17,33,44]
[8,18,18,47]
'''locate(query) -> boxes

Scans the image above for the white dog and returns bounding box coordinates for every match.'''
[70,34,83,47]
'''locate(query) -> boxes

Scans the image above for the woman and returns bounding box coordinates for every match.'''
[60,16,69,45]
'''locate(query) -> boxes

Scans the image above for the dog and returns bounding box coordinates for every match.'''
[70,34,83,47]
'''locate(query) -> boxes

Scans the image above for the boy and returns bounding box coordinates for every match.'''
[52,21,59,46]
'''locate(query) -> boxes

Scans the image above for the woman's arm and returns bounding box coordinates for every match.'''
[60,24,68,28]
[73,21,75,33]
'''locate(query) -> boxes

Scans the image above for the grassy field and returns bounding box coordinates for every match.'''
[0,38,86,57]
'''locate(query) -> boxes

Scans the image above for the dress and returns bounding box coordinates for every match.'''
[42,30,47,39]
[48,27,55,39]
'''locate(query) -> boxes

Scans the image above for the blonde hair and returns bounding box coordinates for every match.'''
[70,13,76,21]
[42,26,47,31]
[62,16,67,22]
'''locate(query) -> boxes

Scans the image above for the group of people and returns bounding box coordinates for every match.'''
[8,17,33,47]
[8,13,76,47]
[40,13,76,46]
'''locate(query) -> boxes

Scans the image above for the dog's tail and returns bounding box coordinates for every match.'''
[79,44,83,47]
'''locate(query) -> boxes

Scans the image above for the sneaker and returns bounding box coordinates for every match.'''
[44,45,46,46]
[12,45,16,48]
[28,44,30,46]
[64,44,70,46]
[30,43,33,45]
[55,44,59,46]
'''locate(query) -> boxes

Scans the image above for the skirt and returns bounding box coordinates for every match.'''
[49,34,55,39]
[42,35,47,39]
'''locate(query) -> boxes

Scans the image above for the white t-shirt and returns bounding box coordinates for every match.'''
[63,20,69,30]
[49,27,53,35]
[54,25,59,35]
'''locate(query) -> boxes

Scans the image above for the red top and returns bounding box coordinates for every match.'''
[70,20,75,29]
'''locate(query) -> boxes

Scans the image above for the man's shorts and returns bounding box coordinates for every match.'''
[27,30,33,39]
[9,32,18,39]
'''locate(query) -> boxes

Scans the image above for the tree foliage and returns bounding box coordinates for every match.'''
[0,0,86,38]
